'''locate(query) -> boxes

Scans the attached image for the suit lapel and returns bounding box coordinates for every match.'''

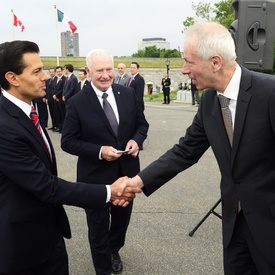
[212,93,232,161]
[84,85,117,137]
[231,89,251,165]
[1,97,54,164]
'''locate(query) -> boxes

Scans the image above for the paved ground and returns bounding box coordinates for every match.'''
[48,101,223,275]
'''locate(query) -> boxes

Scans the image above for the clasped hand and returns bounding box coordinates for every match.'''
[110,176,142,207]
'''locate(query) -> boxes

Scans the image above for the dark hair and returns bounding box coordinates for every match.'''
[131,62,140,69]
[64,64,74,72]
[0,40,39,90]
[56,66,63,71]
[79,69,87,75]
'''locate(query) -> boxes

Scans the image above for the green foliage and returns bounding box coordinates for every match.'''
[214,0,235,29]
[182,0,234,32]
[132,46,181,58]
[144,90,178,102]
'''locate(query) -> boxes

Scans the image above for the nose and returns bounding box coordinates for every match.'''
[181,63,189,75]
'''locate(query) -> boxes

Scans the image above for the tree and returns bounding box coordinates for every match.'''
[132,46,181,58]
[182,0,234,31]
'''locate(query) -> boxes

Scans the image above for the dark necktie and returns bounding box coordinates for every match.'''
[218,94,233,147]
[102,93,118,135]
[30,106,52,158]
[117,76,121,84]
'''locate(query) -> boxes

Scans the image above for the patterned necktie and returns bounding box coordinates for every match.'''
[102,93,118,135]
[218,94,233,147]
[30,106,52,158]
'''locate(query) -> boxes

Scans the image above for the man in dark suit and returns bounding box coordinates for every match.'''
[61,49,149,275]
[52,66,65,132]
[119,22,275,274]
[161,73,171,104]
[46,67,57,130]
[62,64,78,102]
[128,62,145,111]
[0,40,139,275]
[77,69,90,92]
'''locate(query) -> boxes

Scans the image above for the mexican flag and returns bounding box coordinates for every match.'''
[57,9,77,33]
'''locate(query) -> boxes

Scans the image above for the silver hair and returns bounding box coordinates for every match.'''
[185,21,237,63]
[86,49,114,68]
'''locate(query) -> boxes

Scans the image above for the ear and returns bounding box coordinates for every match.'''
[85,66,90,75]
[211,55,222,72]
[5,72,20,87]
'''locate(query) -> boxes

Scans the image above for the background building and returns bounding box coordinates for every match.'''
[61,31,79,57]
[138,37,170,51]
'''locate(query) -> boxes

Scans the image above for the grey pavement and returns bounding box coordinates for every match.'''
[48,101,223,275]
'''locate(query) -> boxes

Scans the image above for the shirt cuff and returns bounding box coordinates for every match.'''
[106,185,111,203]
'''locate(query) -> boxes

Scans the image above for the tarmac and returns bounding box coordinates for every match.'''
[48,101,223,275]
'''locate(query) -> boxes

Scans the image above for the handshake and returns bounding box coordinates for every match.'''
[109,176,144,207]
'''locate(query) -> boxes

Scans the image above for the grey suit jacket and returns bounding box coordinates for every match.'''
[139,66,275,266]
[114,73,131,87]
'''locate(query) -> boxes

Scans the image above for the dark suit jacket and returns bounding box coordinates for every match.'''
[46,76,57,103]
[61,83,149,184]
[53,75,65,100]
[63,74,78,100]
[129,73,145,110]
[139,66,275,266]
[0,96,108,273]
[77,79,90,92]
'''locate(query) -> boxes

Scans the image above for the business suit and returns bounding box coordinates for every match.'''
[53,75,66,130]
[77,79,90,92]
[0,95,108,273]
[161,77,171,104]
[63,73,78,101]
[129,73,145,110]
[138,66,275,269]
[114,73,130,87]
[61,83,149,274]
[46,75,57,128]
[32,96,48,128]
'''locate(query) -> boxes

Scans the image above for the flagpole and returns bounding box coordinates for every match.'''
[54,5,60,66]
[11,9,15,41]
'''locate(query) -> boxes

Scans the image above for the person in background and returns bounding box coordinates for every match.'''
[46,67,57,130]
[114,63,130,87]
[190,82,200,106]
[161,73,171,104]
[77,69,90,92]
[52,65,65,133]
[119,21,275,274]
[61,49,149,275]
[62,64,78,102]
[0,40,139,275]
[128,62,145,111]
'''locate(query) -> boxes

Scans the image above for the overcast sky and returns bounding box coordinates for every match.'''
[1,0,219,57]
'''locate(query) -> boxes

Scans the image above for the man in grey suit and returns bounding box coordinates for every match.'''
[119,21,275,274]
[114,63,130,87]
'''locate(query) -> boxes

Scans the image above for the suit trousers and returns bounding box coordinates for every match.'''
[223,211,275,275]
[0,233,68,275]
[85,201,133,275]
[163,87,170,104]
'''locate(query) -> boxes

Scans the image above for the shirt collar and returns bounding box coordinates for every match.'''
[217,64,241,101]
[3,90,32,117]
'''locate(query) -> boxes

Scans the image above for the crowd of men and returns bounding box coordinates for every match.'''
[42,62,145,133]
